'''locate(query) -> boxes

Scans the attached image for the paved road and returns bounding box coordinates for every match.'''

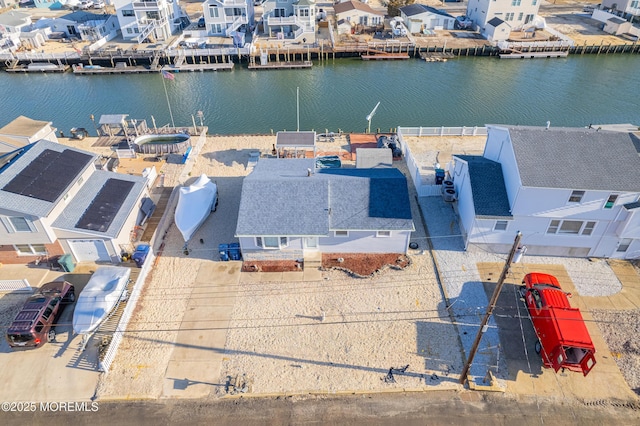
[3,391,639,425]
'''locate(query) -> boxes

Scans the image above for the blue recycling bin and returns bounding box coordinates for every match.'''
[218,244,229,261]
[228,243,241,261]
[435,169,445,185]
[132,244,150,268]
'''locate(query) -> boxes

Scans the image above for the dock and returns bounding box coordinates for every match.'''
[162,62,234,72]
[499,50,569,59]
[419,52,455,62]
[6,63,70,73]
[73,64,159,74]
[248,60,312,70]
[361,53,410,60]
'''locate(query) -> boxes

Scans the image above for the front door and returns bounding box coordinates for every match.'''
[304,237,318,250]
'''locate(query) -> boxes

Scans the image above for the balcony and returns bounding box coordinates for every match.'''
[133,0,164,10]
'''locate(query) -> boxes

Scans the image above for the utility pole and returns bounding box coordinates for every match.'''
[459,231,523,385]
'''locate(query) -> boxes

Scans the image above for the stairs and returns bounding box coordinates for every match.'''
[303,251,322,270]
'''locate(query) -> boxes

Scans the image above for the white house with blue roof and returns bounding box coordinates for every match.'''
[235,158,415,267]
[452,125,640,259]
[399,4,455,33]
[0,140,149,265]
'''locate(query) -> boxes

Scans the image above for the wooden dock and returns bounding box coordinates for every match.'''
[248,60,312,70]
[419,52,455,62]
[361,53,410,60]
[499,50,569,59]
[73,64,160,74]
[162,62,234,72]
[6,63,70,73]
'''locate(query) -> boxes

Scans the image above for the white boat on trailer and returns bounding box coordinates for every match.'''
[175,174,218,244]
[72,266,131,350]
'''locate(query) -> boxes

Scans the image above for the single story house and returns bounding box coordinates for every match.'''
[485,17,511,42]
[0,116,59,153]
[0,139,150,265]
[333,1,384,34]
[399,4,454,33]
[235,158,415,268]
[451,125,640,259]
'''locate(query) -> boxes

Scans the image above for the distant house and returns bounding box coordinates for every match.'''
[0,10,32,36]
[200,0,254,38]
[603,17,633,36]
[113,0,185,43]
[0,116,58,153]
[333,0,384,34]
[485,17,511,42]
[0,140,150,265]
[399,4,455,33]
[33,11,120,41]
[452,125,640,259]
[236,159,415,267]
[466,0,540,36]
[601,0,640,22]
[260,0,317,43]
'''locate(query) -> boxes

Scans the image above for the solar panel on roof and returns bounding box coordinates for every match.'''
[76,178,134,233]
[2,149,93,203]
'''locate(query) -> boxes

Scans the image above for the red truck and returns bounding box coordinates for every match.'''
[520,272,596,376]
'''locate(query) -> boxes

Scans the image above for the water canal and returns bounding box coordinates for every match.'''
[1,55,638,135]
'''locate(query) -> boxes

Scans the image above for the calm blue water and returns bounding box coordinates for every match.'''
[1,55,638,135]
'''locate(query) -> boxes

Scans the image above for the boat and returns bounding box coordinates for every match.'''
[72,266,131,336]
[175,174,218,243]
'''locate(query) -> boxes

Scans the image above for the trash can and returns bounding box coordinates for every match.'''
[435,169,445,185]
[228,243,241,261]
[132,244,150,268]
[58,254,75,272]
[218,244,229,261]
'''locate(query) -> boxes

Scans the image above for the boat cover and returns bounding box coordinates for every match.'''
[72,266,131,335]
[175,174,217,243]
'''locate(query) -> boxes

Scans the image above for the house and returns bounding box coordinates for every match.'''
[33,11,120,41]
[466,0,540,36]
[235,159,415,268]
[0,116,59,153]
[333,0,384,34]
[113,0,185,43]
[603,17,633,36]
[260,0,316,43]
[33,0,66,9]
[451,125,640,259]
[399,4,455,33]
[601,0,640,21]
[0,140,150,265]
[200,0,254,39]
[485,17,511,42]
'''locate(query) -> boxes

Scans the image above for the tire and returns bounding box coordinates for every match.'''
[535,340,542,355]
[47,329,56,342]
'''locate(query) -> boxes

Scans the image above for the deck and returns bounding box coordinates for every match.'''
[248,60,312,70]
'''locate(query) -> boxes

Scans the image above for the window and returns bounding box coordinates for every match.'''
[15,244,47,255]
[569,190,585,203]
[256,236,288,249]
[517,12,523,21]
[532,0,537,4]
[335,230,349,237]
[122,9,134,17]
[617,239,632,252]
[9,217,34,232]
[525,14,534,24]
[547,220,560,234]
[631,0,638,7]
[559,220,582,235]
[126,28,133,34]
[505,12,515,21]
[494,220,508,231]
[77,176,84,186]
[377,231,391,237]
[511,0,521,5]
[212,24,222,34]
[547,220,594,236]
[582,221,596,236]
[209,6,219,18]
[605,194,618,209]
[35,322,44,333]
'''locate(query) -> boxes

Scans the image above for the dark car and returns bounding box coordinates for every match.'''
[197,17,206,28]
[6,281,75,349]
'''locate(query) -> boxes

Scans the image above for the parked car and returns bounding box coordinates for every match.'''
[6,281,76,349]
[79,0,94,9]
[520,273,597,376]
[197,17,206,28]
[454,16,473,30]
[93,0,105,8]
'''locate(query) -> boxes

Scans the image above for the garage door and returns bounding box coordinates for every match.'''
[68,239,111,262]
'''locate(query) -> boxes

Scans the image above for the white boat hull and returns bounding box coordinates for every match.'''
[72,266,131,335]
[175,174,218,243]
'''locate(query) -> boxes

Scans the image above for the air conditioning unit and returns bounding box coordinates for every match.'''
[443,188,457,202]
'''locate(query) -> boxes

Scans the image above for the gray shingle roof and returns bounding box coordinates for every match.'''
[456,155,512,219]
[500,126,640,192]
[400,4,452,18]
[0,140,97,217]
[488,17,505,27]
[51,171,146,238]
[235,159,414,236]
